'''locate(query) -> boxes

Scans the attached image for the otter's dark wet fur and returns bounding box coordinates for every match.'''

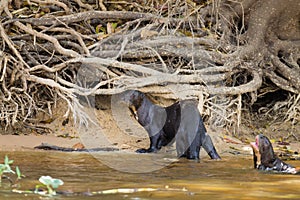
[120,90,221,160]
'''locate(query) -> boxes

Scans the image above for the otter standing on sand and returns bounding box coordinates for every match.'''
[120,90,221,160]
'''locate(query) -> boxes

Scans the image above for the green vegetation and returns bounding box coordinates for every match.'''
[35,176,64,196]
[0,155,22,184]
[0,155,64,196]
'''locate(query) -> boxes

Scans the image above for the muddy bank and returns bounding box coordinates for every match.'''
[0,134,80,151]
[0,99,299,157]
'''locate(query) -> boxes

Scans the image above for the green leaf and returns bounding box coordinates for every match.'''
[39,176,64,188]
[0,164,5,171]
[4,155,8,165]
[0,163,15,174]
[4,155,13,165]
[99,27,106,33]
[95,24,106,34]
[51,179,64,189]
[16,166,22,179]
[39,176,53,186]
[111,22,118,30]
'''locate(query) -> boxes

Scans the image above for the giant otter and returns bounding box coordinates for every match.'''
[120,90,221,160]
[250,134,299,174]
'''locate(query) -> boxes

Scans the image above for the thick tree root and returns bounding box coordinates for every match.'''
[0,0,298,133]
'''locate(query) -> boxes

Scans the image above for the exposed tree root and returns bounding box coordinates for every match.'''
[0,0,299,135]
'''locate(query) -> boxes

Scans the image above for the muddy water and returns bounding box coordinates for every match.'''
[0,151,299,200]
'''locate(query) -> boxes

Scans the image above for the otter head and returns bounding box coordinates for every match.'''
[250,134,276,169]
[119,90,145,117]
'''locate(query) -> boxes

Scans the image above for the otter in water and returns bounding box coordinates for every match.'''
[250,134,299,174]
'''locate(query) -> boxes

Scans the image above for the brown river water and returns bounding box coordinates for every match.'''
[0,151,299,200]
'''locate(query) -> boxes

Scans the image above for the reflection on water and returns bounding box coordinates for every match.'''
[0,151,299,200]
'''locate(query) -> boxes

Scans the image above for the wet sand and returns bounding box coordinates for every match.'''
[0,134,81,151]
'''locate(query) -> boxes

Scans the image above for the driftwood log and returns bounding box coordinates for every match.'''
[34,143,119,152]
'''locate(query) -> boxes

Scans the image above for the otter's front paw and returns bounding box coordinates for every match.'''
[208,149,221,160]
[136,148,147,153]
[136,147,158,153]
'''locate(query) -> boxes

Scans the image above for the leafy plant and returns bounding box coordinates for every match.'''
[0,155,22,183]
[35,176,64,196]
